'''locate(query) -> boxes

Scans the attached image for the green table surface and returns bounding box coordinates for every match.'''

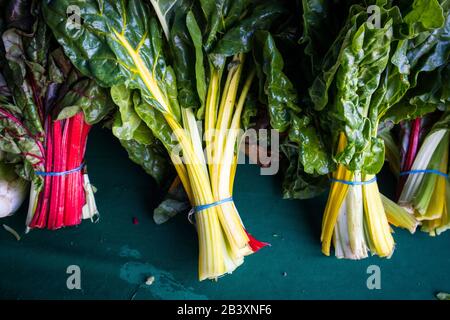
[0,127,449,300]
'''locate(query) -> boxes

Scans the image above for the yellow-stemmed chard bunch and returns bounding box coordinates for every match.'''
[311,0,450,257]
[308,3,423,259]
[43,0,284,280]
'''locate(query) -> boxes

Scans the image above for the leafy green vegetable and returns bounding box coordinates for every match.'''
[111,84,153,144]
[44,0,284,280]
[186,10,206,117]
[382,8,450,123]
[153,177,189,224]
[402,0,444,36]
[281,144,328,199]
[110,84,174,185]
[211,2,284,60]
[254,31,300,132]
[252,29,332,198]
[295,0,450,259]
[1,0,113,229]
[119,138,172,186]
[300,0,360,76]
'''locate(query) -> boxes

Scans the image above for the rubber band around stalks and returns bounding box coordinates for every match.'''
[35,163,85,177]
[399,169,449,178]
[187,198,270,254]
[330,176,377,185]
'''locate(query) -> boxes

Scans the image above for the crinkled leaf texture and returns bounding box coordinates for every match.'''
[110,84,173,185]
[309,3,400,174]
[253,30,332,198]
[43,0,180,118]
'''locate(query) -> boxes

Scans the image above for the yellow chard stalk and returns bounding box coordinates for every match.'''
[419,138,449,236]
[321,133,351,256]
[362,174,395,258]
[381,194,419,234]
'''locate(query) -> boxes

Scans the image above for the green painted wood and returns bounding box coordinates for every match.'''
[0,127,449,299]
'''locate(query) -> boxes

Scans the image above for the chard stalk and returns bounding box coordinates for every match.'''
[321,133,352,255]
[205,69,221,177]
[435,184,450,235]
[211,55,243,196]
[418,172,445,221]
[334,201,352,259]
[363,174,394,258]
[165,115,229,280]
[26,180,39,228]
[397,119,421,197]
[381,194,418,233]
[345,171,368,259]
[82,174,99,221]
[404,118,421,172]
[334,188,368,259]
[413,132,448,214]
[216,70,256,257]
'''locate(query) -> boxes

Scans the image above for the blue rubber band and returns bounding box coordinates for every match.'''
[330,176,377,186]
[35,163,84,177]
[194,197,233,213]
[400,169,449,178]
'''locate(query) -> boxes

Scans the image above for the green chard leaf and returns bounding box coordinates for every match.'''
[253,30,300,132]
[43,0,181,119]
[110,84,174,185]
[241,92,258,130]
[2,28,44,135]
[119,138,172,186]
[56,78,115,125]
[300,0,361,76]
[186,10,207,118]
[382,5,450,123]
[289,113,332,175]
[254,30,333,197]
[308,5,367,112]
[110,84,150,143]
[402,0,445,37]
[200,0,252,52]
[167,3,204,113]
[281,144,329,199]
[314,5,396,174]
[211,2,284,65]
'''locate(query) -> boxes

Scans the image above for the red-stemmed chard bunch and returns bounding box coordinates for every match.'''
[0,0,112,230]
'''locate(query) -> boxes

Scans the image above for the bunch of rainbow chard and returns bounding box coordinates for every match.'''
[378,0,450,236]
[43,0,287,280]
[0,0,112,230]
[395,113,450,236]
[295,0,449,259]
